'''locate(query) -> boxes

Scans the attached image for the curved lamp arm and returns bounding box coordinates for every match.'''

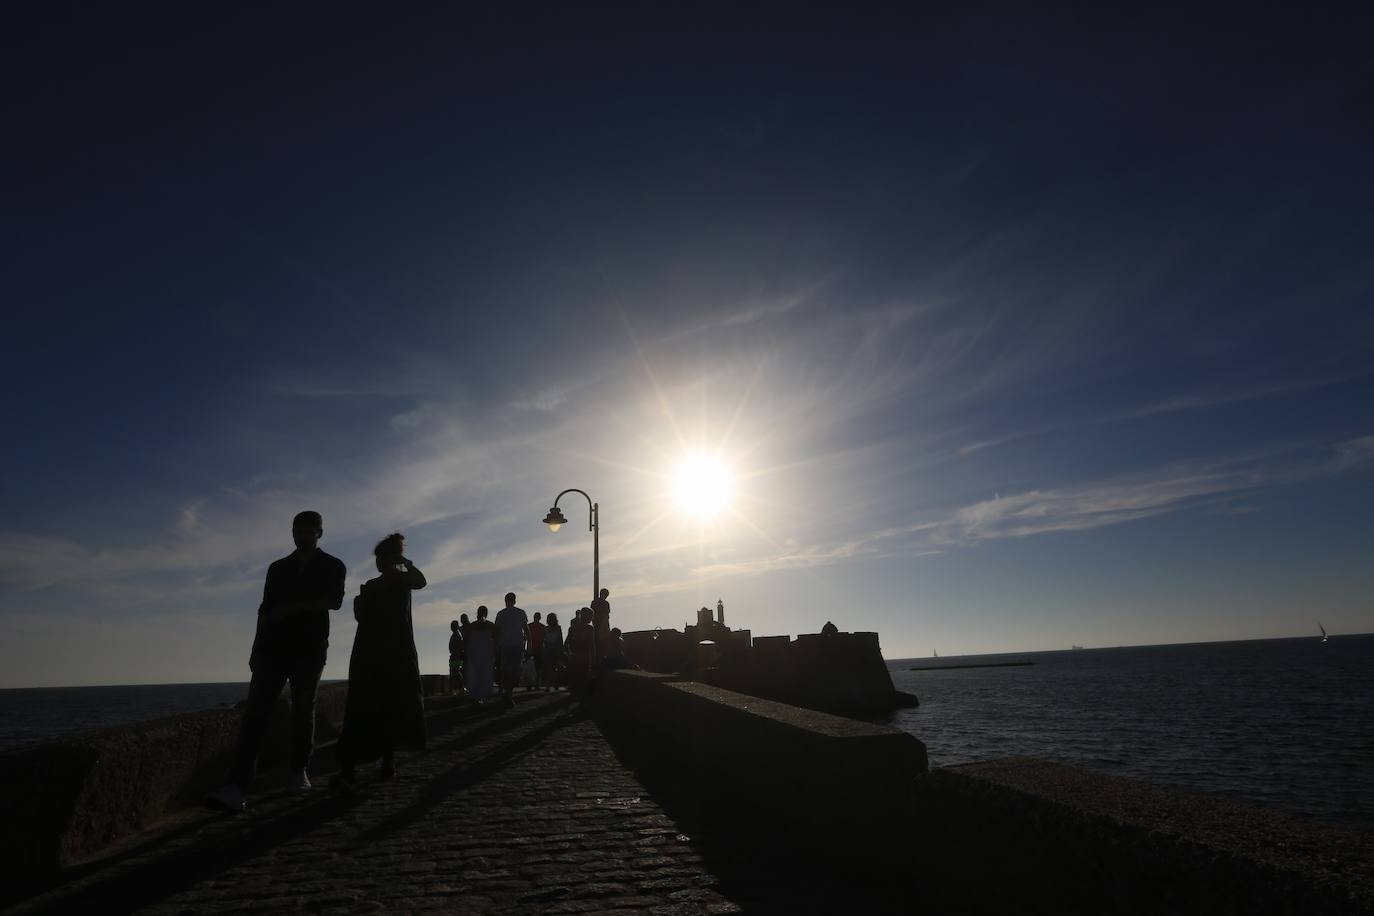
[542,488,600,601]
[553,488,594,531]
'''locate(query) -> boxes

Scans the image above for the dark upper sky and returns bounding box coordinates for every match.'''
[3,5,1372,685]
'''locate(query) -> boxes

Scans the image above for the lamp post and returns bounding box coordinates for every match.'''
[542,489,598,601]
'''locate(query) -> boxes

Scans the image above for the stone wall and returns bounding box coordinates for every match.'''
[593,671,1372,913]
[620,627,917,715]
[593,669,928,843]
[0,675,452,887]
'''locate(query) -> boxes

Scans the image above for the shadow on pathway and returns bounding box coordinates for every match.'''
[11,695,574,916]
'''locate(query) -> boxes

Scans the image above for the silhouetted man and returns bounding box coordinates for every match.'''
[527,611,547,691]
[591,587,611,660]
[494,592,529,710]
[206,510,346,811]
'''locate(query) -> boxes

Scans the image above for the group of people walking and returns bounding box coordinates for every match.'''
[446,587,626,700]
[204,510,621,813]
[448,604,560,701]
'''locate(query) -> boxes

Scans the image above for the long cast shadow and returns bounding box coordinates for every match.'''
[354,699,582,845]
[15,789,362,915]
[12,695,575,915]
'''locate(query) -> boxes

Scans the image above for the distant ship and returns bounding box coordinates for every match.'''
[1070,645,1084,650]
[933,649,938,658]
[1318,621,1328,643]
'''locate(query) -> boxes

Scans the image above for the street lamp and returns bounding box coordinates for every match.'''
[543,489,598,600]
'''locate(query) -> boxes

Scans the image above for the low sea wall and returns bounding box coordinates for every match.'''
[593,669,928,839]
[595,670,1371,914]
[0,675,452,889]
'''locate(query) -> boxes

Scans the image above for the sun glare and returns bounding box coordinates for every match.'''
[671,452,735,519]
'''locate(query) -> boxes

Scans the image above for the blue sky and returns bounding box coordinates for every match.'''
[3,7,1371,686]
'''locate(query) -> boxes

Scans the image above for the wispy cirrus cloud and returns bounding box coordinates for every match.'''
[959,373,1366,457]
[935,435,1373,545]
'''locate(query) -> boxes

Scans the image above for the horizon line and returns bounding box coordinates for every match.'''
[4,632,1370,690]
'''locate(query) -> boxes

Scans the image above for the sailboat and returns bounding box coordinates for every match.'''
[1318,621,1328,643]
[934,649,938,658]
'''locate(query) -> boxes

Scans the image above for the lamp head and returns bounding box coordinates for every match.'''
[542,507,568,532]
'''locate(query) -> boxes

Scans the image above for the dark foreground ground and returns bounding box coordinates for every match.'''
[5,689,1368,915]
[4,692,925,915]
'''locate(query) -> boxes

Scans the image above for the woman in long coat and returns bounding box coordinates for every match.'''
[333,533,426,791]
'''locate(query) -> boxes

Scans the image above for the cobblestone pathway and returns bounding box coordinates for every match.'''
[8,694,769,916]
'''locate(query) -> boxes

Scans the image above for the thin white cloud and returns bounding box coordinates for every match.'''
[1125,374,1366,419]
[960,374,1365,457]
[936,436,1374,545]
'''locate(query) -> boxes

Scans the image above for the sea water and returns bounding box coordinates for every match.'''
[0,682,253,749]
[887,634,1374,831]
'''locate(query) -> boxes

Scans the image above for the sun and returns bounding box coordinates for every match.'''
[670,452,735,519]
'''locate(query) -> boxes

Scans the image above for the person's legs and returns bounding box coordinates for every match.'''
[499,645,521,703]
[336,738,355,782]
[286,655,325,778]
[380,737,395,779]
[532,655,544,690]
[227,664,290,792]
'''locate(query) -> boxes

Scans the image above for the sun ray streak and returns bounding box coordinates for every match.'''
[527,442,672,483]
[617,304,689,453]
[617,508,675,554]
[726,505,787,553]
[718,362,765,454]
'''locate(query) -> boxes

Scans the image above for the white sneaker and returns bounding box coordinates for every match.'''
[290,769,312,791]
[204,783,245,812]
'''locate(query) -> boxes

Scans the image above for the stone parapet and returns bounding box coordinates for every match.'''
[593,669,927,840]
[622,627,916,715]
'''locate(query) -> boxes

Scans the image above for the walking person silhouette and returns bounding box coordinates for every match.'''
[206,510,346,811]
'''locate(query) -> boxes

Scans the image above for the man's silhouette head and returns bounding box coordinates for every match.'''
[477,605,489,619]
[599,588,609,599]
[533,612,542,622]
[292,511,323,552]
[504,592,516,607]
[451,620,460,632]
